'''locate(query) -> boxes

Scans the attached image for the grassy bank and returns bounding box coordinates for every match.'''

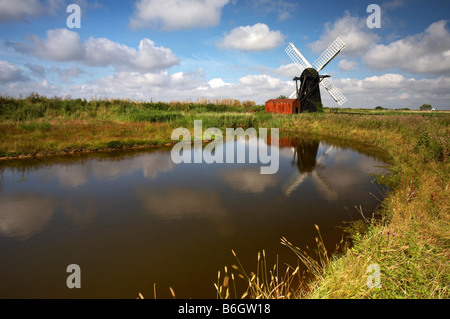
[1,95,449,298]
[0,94,266,158]
[260,113,449,299]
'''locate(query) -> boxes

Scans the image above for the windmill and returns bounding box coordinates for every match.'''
[285,37,347,112]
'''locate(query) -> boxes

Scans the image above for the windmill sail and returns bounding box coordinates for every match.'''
[312,37,346,72]
[320,78,347,106]
[286,43,312,98]
[285,43,311,72]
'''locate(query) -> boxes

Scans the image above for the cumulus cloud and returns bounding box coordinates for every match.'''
[338,59,358,72]
[64,70,294,103]
[25,63,46,77]
[129,0,229,30]
[68,71,200,100]
[2,78,66,97]
[323,74,450,109]
[238,74,284,88]
[217,23,285,52]
[12,28,85,61]
[208,77,229,88]
[0,0,45,23]
[0,0,71,23]
[258,63,300,80]
[8,29,180,72]
[50,66,85,83]
[364,20,450,74]
[0,60,28,83]
[2,66,450,109]
[309,12,379,56]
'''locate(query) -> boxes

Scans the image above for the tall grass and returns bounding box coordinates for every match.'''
[0,94,264,122]
[1,95,449,298]
[215,113,449,299]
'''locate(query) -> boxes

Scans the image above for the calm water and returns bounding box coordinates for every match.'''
[0,135,388,299]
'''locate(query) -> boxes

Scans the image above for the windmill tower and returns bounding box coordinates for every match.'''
[265,37,347,113]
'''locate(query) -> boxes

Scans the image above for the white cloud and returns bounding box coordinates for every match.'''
[0,0,44,23]
[25,63,46,77]
[0,60,28,83]
[30,28,85,61]
[217,23,285,52]
[2,77,66,97]
[309,12,379,56]
[9,29,180,72]
[324,74,450,109]
[50,66,85,83]
[2,69,450,109]
[238,74,283,88]
[338,59,358,72]
[63,70,294,104]
[129,0,229,30]
[259,63,300,79]
[364,20,450,74]
[208,77,229,88]
[0,0,69,23]
[67,71,201,100]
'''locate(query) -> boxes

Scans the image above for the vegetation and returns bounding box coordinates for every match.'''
[217,112,449,299]
[0,94,265,157]
[420,104,433,111]
[1,94,449,299]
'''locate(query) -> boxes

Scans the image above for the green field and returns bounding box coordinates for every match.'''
[1,94,449,298]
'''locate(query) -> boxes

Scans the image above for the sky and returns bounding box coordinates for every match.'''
[0,0,449,109]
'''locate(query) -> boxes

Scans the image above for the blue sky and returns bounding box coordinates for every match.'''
[1,0,449,109]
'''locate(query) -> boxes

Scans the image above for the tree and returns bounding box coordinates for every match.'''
[277,95,288,99]
[420,104,432,111]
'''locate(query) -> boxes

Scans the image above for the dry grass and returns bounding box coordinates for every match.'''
[0,119,175,158]
[216,112,449,299]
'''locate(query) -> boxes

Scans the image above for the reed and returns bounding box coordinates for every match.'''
[1,95,448,298]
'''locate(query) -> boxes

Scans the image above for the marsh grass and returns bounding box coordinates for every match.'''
[214,113,449,299]
[215,250,304,299]
[1,95,449,298]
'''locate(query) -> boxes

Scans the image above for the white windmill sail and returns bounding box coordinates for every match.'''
[320,78,347,106]
[285,42,312,98]
[312,37,346,72]
[285,42,312,71]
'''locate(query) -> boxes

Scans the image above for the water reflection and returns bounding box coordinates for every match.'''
[0,194,57,240]
[0,136,388,298]
[219,168,280,193]
[136,187,227,220]
[39,152,175,188]
[278,137,335,198]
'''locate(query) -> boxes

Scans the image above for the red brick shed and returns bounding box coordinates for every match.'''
[265,99,301,114]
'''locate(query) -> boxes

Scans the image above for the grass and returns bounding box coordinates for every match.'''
[1,94,449,299]
[216,112,449,299]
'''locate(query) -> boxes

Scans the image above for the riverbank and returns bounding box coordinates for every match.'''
[1,96,448,298]
[271,113,449,298]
